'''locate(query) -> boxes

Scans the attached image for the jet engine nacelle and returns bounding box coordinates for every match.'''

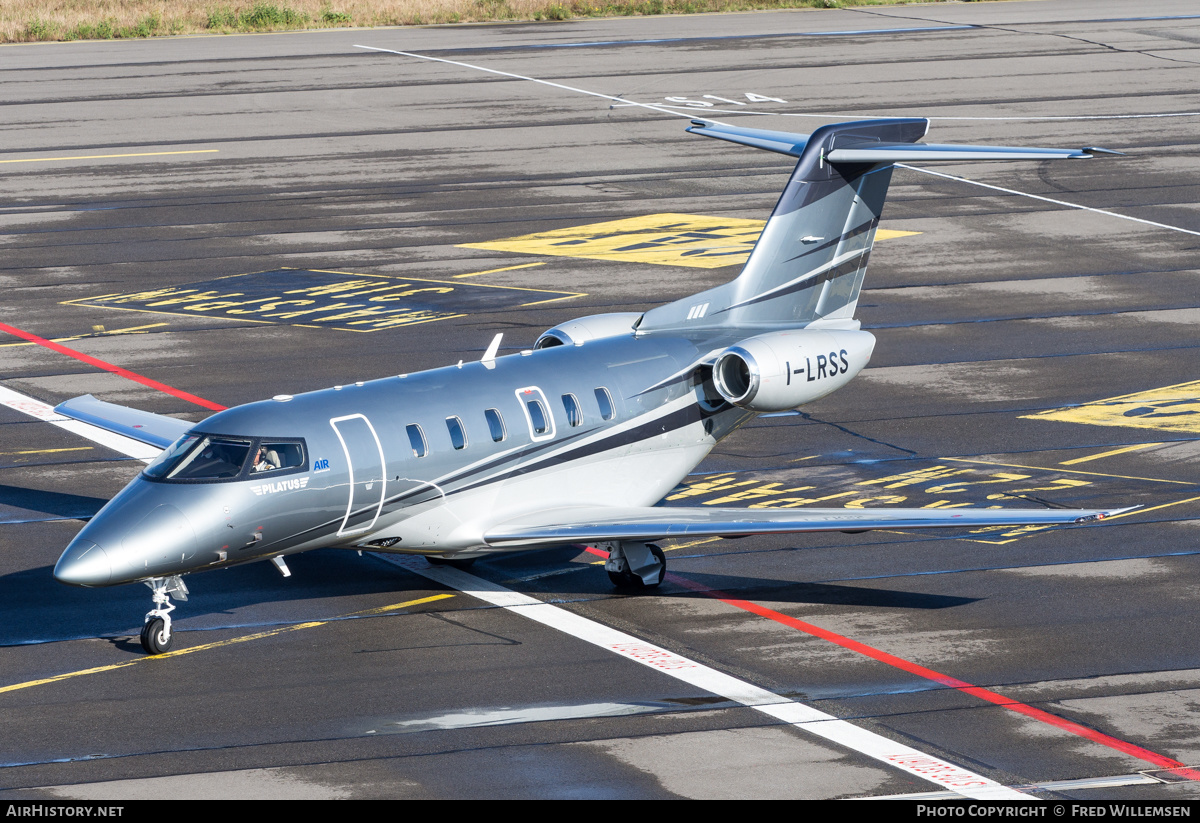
[712,328,877,412]
[535,312,642,349]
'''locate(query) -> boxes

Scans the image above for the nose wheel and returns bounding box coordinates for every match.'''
[141,617,173,654]
[140,576,188,655]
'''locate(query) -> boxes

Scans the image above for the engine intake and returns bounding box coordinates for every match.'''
[713,328,876,412]
[535,312,642,349]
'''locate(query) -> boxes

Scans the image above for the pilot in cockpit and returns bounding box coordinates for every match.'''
[252,445,281,473]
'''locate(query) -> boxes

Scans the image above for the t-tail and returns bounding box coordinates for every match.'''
[636,117,1100,337]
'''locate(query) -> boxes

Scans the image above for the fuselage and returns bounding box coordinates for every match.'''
[54,331,757,586]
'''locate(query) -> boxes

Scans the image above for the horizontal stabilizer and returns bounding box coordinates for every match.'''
[826,143,1091,163]
[688,120,1102,163]
[484,504,1124,548]
[54,395,190,449]
[686,120,811,157]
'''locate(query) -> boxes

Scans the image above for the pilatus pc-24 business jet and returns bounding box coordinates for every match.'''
[52,117,1123,654]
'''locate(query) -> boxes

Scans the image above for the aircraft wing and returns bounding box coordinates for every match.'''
[483,504,1126,548]
[53,394,191,449]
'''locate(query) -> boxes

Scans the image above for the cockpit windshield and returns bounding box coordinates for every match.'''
[144,435,252,480]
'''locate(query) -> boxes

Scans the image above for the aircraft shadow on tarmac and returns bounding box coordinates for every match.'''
[497,545,981,611]
[1,544,977,653]
[0,483,107,524]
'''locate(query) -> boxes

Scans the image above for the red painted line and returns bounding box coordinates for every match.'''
[583,544,1200,780]
[0,322,226,411]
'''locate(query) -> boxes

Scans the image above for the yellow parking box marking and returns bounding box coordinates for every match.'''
[0,150,218,165]
[0,322,168,348]
[945,457,1194,486]
[0,594,454,696]
[1104,495,1200,520]
[461,213,919,269]
[1024,381,1200,434]
[62,268,583,333]
[453,262,547,278]
[1060,443,1163,466]
[0,447,92,456]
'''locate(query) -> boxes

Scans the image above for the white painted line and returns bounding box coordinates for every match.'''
[364,48,1177,243]
[0,385,160,462]
[897,163,1200,238]
[354,45,716,124]
[375,553,1027,800]
[629,102,1200,122]
[380,701,656,734]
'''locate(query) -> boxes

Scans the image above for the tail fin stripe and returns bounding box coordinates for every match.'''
[791,219,876,261]
[716,248,871,313]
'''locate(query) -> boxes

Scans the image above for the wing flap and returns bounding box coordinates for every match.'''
[484,504,1124,548]
[53,394,191,449]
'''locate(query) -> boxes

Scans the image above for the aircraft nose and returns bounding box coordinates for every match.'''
[54,539,112,587]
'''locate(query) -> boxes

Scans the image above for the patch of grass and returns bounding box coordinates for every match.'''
[2,0,972,43]
[22,18,57,41]
[321,6,353,23]
[205,3,311,31]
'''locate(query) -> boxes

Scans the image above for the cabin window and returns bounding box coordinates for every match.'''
[406,424,428,457]
[595,387,615,421]
[484,408,506,442]
[446,416,467,450]
[562,394,583,427]
[515,386,555,441]
[527,400,548,434]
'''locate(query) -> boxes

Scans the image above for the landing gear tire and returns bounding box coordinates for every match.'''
[425,555,476,570]
[607,543,665,590]
[140,617,173,655]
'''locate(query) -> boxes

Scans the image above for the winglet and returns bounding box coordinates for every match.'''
[1084,504,1143,522]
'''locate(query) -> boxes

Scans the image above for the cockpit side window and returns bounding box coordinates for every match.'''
[251,442,305,474]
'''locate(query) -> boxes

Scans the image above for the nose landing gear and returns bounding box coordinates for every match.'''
[140,575,188,654]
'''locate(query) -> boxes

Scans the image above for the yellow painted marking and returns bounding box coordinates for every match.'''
[944,457,1194,486]
[453,262,547,279]
[63,267,583,333]
[0,322,168,348]
[1060,443,1163,466]
[0,150,218,165]
[965,494,1200,544]
[1104,495,1200,520]
[302,267,569,296]
[353,594,454,615]
[1024,380,1200,434]
[0,594,454,696]
[0,447,92,456]
[461,213,920,269]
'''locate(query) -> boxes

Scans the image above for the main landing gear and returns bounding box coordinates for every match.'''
[140,575,189,655]
[604,542,665,590]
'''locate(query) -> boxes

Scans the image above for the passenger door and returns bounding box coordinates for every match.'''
[329,414,386,537]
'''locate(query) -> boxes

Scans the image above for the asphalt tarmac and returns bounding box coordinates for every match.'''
[2,0,1200,800]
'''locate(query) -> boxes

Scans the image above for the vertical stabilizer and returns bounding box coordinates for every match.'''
[638,118,928,335]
